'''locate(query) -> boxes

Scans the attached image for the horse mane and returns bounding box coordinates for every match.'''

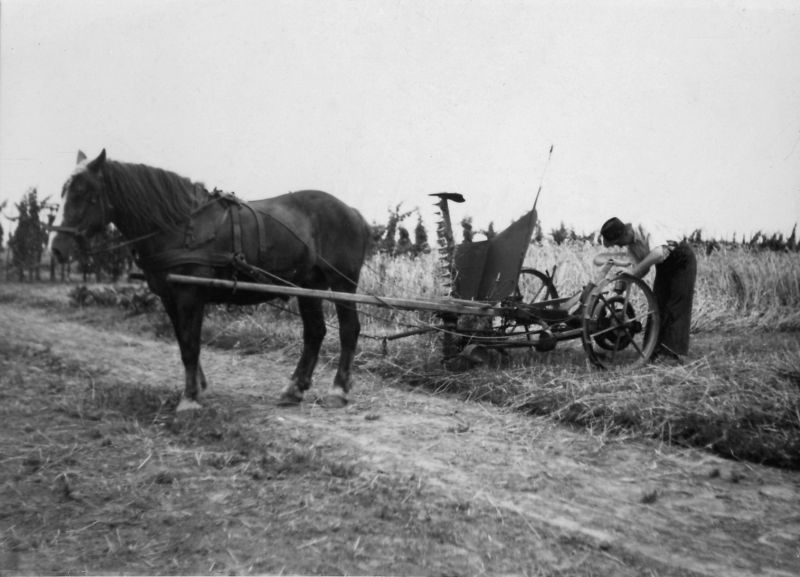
[102,161,209,234]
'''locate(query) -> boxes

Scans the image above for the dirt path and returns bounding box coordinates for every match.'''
[3,300,800,576]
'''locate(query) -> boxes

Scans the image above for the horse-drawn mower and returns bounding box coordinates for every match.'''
[169,192,661,370]
[53,150,660,410]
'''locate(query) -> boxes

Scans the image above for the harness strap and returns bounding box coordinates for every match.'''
[136,248,235,271]
[228,200,268,261]
[242,202,268,261]
[232,253,282,284]
[231,202,243,256]
[136,194,272,279]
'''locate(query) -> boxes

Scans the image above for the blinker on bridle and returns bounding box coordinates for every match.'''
[49,168,113,240]
[49,168,157,253]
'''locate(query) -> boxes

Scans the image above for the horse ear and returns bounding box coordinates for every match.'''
[87,149,107,172]
[76,150,87,164]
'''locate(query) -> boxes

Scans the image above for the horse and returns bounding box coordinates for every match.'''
[51,150,370,411]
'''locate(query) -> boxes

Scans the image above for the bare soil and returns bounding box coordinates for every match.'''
[1,285,799,576]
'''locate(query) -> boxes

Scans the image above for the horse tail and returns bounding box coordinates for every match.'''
[361,214,375,261]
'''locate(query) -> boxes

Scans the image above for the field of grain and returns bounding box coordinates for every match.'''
[2,243,799,575]
[352,244,800,469]
[357,242,800,333]
[51,243,800,469]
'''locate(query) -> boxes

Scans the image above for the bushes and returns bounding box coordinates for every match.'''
[68,284,160,314]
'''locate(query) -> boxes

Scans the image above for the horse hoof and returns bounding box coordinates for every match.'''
[277,390,303,406]
[176,398,203,412]
[321,394,348,409]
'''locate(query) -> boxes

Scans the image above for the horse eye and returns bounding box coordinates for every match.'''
[69,180,88,195]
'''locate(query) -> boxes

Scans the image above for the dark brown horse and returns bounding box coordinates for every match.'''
[52,150,370,411]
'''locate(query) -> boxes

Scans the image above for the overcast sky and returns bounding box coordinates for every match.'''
[1,0,799,240]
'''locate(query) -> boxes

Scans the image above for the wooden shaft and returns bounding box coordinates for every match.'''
[166,273,503,317]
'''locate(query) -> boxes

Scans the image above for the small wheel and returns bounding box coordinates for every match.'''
[581,274,660,369]
[513,268,559,304]
[501,268,559,341]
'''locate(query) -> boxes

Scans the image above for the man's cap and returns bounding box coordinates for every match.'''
[600,217,626,243]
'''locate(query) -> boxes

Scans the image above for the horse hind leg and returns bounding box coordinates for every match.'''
[321,266,362,408]
[323,300,360,408]
[278,296,326,406]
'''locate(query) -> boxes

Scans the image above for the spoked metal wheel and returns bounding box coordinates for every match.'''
[513,268,559,304]
[499,268,560,351]
[581,274,660,369]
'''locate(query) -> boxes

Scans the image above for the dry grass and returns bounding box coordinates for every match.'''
[57,244,800,343]
[14,243,800,470]
[381,336,800,470]
[698,249,800,330]
[355,244,800,336]
[355,247,800,469]
[0,333,619,576]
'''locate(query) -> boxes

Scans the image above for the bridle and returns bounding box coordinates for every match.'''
[49,168,158,254]
[49,168,110,238]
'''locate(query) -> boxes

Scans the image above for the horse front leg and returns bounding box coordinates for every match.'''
[278,296,325,406]
[163,292,207,411]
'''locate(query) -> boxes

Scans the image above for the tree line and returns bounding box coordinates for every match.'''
[370,203,546,257]
[1,188,131,282]
[1,188,797,282]
[545,221,799,254]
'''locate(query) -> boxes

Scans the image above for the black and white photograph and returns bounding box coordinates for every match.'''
[1,1,799,574]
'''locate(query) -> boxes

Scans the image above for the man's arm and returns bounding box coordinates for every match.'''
[592,252,630,267]
[629,246,669,278]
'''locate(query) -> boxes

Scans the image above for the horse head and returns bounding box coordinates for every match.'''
[51,149,114,263]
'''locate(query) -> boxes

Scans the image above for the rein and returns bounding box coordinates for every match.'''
[48,222,159,257]
[84,230,159,256]
[47,224,82,236]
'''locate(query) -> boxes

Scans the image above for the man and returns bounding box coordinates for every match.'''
[598,217,697,361]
